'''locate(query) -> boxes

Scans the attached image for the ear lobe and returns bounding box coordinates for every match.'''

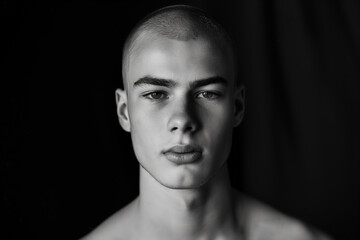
[115,89,131,132]
[233,85,245,127]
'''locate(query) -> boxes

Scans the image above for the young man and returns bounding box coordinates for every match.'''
[82,5,331,240]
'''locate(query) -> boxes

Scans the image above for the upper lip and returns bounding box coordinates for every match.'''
[163,144,202,154]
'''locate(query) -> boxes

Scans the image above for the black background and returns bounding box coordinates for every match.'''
[1,0,359,239]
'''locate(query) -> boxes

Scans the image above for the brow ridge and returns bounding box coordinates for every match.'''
[134,76,177,88]
[190,76,228,88]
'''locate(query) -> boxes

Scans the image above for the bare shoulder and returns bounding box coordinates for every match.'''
[79,198,139,240]
[234,191,333,240]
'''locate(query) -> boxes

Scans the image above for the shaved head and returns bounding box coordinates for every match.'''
[122,5,238,89]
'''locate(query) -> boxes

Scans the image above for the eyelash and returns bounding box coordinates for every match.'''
[142,91,169,100]
[142,91,221,101]
[195,91,221,100]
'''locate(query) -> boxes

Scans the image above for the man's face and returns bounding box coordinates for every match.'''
[117,34,243,189]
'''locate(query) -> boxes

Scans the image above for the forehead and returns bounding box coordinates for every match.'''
[125,33,235,88]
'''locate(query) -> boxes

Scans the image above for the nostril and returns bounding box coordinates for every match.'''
[168,112,198,133]
[170,124,195,133]
[184,125,193,132]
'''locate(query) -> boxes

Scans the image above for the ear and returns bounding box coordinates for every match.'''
[233,85,245,127]
[115,88,131,132]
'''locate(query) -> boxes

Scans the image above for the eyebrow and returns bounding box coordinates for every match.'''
[190,76,228,88]
[133,76,228,88]
[134,76,177,88]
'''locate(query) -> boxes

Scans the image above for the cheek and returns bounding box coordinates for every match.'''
[202,102,234,151]
[202,100,234,130]
[128,103,165,157]
[130,105,164,132]
[130,118,159,166]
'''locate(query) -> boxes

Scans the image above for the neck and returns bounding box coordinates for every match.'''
[136,163,238,240]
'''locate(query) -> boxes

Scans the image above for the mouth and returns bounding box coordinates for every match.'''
[163,145,202,164]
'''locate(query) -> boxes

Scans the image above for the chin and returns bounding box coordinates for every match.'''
[162,161,228,190]
[159,181,206,190]
[158,169,212,190]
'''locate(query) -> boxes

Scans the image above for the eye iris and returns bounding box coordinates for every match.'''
[203,92,213,98]
[151,92,163,99]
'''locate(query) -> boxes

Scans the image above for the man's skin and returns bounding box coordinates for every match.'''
[81,7,332,240]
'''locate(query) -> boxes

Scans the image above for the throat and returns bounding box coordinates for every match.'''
[137,164,238,239]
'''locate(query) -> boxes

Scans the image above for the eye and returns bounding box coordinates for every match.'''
[143,91,169,100]
[196,91,220,100]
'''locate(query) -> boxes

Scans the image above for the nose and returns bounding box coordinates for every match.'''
[167,100,199,134]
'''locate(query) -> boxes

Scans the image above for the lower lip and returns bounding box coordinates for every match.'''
[164,151,202,164]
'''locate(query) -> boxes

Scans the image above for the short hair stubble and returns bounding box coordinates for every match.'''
[121,5,239,89]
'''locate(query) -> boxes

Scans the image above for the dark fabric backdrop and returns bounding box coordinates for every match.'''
[1,0,359,239]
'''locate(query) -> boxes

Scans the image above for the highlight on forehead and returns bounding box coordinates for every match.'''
[121,5,237,89]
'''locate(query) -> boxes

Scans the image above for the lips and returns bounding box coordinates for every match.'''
[163,145,202,164]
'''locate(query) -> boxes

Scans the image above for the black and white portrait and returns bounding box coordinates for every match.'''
[2,1,359,239]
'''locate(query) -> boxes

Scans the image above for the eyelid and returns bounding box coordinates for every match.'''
[141,90,169,100]
[140,89,223,101]
[195,90,222,99]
